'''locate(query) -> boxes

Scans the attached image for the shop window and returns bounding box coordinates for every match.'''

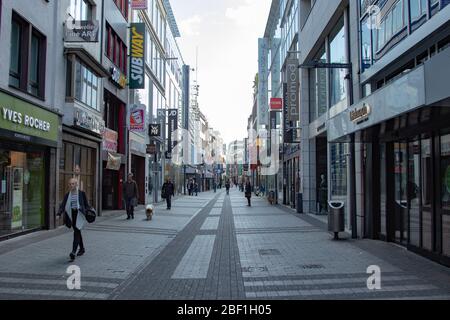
[440,134,450,210]
[106,22,127,74]
[59,142,96,210]
[330,143,348,197]
[0,148,45,236]
[442,133,450,257]
[9,12,46,99]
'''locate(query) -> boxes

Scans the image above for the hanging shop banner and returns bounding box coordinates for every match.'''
[157,109,166,140]
[149,123,161,137]
[283,83,293,143]
[129,23,146,89]
[102,128,118,153]
[129,104,146,133]
[167,109,178,153]
[131,0,147,10]
[64,20,99,42]
[270,98,283,111]
[286,58,299,123]
[270,111,277,131]
[106,152,121,171]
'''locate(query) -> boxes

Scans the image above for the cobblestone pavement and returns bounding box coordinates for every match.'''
[0,189,450,300]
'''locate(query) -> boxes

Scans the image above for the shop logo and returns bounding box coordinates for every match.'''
[110,67,127,89]
[129,23,145,89]
[149,124,161,137]
[2,107,51,132]
[350,103,371,124]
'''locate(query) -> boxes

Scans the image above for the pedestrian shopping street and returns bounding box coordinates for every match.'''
[0,189,449,300]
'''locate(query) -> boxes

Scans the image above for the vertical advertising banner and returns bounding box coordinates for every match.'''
[129,23,146,89]
[286,58,299,123]
[12,167,23,229]
[283,83,293,143]
[156,109,166,141]
[257,38,269,127]
[129,104,146,133]
[167,109,178,154]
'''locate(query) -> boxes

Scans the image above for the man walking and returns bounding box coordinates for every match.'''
[123,173,139,219]
[162,178,175,210]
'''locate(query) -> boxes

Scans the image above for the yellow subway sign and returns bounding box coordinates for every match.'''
[129,23,146,89]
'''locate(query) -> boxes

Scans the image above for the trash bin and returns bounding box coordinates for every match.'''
[297,193,303,213]
[328,201,345,240]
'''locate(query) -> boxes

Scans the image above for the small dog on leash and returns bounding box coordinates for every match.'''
[146,204,154,221]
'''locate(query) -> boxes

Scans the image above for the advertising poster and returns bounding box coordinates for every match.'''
[12,167,23,229]
[129,104,146,133]
[168,109,178,153]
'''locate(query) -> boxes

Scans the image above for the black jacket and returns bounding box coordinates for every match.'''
[245,183,252,196]
[58,190,91,228]
[58,190,90,216]
[162,182,175,197]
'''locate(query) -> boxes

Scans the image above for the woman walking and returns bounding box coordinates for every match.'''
[57,178,91,262]
[245,179,252,207]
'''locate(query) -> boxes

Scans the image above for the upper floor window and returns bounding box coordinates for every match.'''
[106,23,127,73]
[113,0,129,20]
[9,12,46,99]
[410,0,428,21]
[69,0,93,20]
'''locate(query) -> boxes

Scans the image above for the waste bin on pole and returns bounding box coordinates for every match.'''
[328,201,345,240]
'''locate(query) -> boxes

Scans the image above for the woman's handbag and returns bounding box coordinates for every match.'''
[85,208,96,223]
[131,197,138,207]
[63,212,72,229]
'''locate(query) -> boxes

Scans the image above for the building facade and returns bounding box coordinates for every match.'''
[328,0,450,266]
[0,0,62,238]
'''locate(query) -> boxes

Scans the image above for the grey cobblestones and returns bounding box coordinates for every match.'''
[0,189,449,299]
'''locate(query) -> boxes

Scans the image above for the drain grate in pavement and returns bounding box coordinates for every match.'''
[242,266,269,273]
[258,249,281,256]
[298,264,325,270]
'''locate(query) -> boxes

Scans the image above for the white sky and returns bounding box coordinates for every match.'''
[170,0,272,145]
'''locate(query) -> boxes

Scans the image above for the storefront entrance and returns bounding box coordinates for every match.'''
[59,141,96,209]
[0,144,46,236]
[378,122,450,265]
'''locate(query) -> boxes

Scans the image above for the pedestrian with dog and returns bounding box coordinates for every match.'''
[57,178,94,262]
[123,173,139,220]
[162,178,175,210]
